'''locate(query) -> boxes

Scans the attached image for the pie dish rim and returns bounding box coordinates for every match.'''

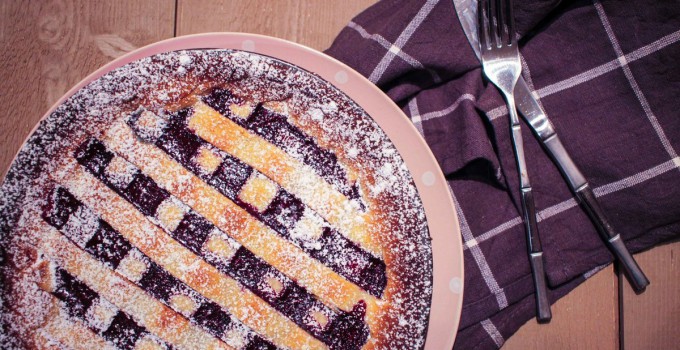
[1,32,464,349]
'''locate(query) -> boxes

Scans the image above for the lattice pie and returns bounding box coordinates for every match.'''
[0,50,432,349]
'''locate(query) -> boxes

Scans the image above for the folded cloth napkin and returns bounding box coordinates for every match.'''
[326,0,680,348]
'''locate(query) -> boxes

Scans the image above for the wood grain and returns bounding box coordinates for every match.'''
[622,242,680,349]
[176,0,376,51]
[1,1,678,349]
[0,0,175,180]
[503,266,619,350]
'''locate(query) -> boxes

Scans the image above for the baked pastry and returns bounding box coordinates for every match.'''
[0,49,432,349]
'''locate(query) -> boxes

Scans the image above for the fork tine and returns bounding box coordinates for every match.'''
[478,0,489,50]
[493,0,516,47]
[489,0,500,48]
[505,0,516,45]
[497,0,508,46]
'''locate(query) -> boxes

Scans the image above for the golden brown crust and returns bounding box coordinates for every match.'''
[0,50,432,349]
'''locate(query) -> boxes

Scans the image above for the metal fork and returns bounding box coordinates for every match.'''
[478,0,552,322]
[515,81,650,294]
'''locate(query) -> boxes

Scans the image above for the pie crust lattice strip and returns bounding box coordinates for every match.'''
[0,49,433,350]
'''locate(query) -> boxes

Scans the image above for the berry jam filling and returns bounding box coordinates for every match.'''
[1,49,436,350]
[42,186,81,230]
[76,139,171,218]
[259,190,305,233]
[228,246,369,349]
[52,267,158,350]
[246,336,278,350]
[246,105,346,188]
[42,187,277,350]
[172,212,212,254]
[156,109,202,167]
[84,221,133,270]
[102,312,147,350]
[73,139,370,349]
[74,137,114,176]
[210,156,253,198]
[124,173,169,217]
[53,267,98,319]
[192,301,231,337]
[138,263,180,302]
[127,109,386,297]
[202,88,363,205]
[325,301,369,350]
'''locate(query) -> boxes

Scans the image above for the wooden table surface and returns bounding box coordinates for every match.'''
[1,1,677,349]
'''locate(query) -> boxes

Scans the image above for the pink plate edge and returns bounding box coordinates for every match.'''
[9,33,464,349]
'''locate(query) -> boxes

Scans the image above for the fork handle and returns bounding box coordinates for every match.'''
[522,188,553,323]
[509,106,553,322]
[530,252,553,323]
[542,135,649,293]
[576,185,650,293]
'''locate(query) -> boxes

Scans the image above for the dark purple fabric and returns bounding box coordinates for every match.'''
[326,0,680,348]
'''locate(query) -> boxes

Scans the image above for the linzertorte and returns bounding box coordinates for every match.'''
[0,49,433,349]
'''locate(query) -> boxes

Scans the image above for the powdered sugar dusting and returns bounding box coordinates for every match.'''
[0,49,432,349]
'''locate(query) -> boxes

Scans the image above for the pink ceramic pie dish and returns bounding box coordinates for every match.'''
[1,33,463,349]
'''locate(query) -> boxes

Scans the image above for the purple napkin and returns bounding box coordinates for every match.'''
[326,0,680,348]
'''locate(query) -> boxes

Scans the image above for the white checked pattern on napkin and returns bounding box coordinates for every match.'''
[327,0,680,348]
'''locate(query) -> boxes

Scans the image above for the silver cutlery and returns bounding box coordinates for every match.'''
[478,0,552,322]
[514,74,650,294]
